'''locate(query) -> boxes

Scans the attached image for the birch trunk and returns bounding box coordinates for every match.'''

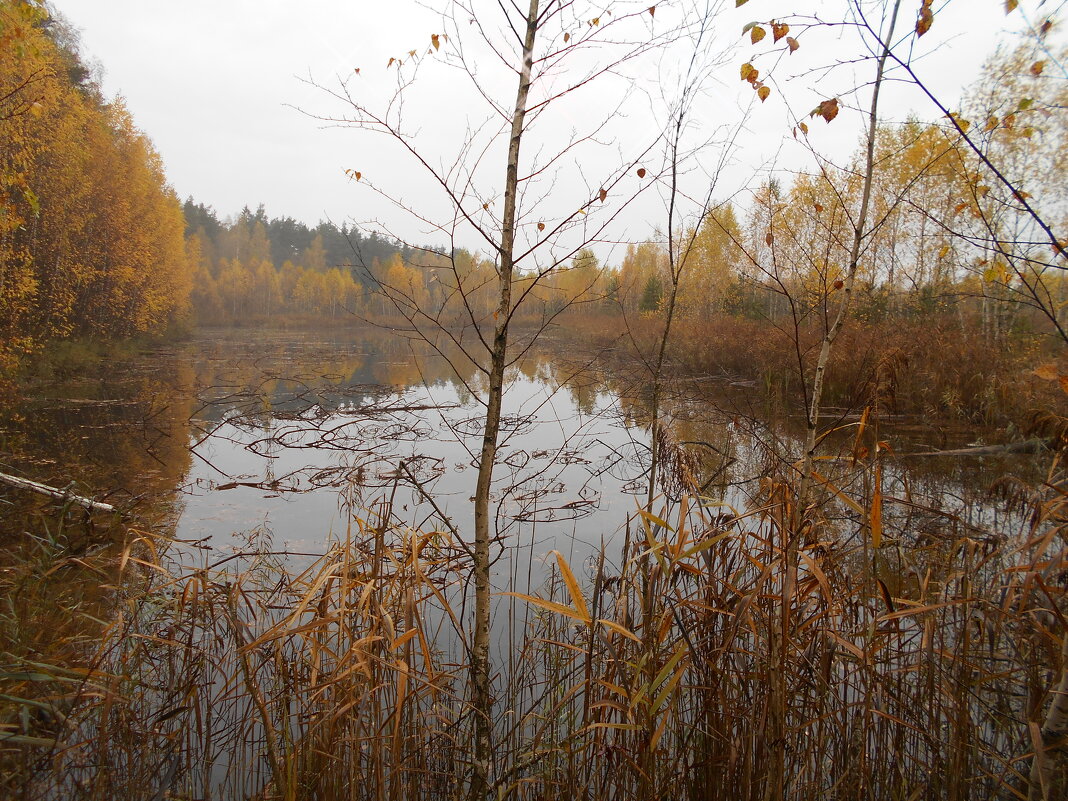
[1029,632,1068,800]
[798,0,901,499]
[470,2,539,797]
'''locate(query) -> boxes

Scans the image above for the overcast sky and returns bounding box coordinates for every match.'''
[56,0,1042,258]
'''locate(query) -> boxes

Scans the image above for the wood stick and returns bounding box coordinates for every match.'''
[0,471,116,513]
[897,438,1051,458]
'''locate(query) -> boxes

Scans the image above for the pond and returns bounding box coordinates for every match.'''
[1,326,1058,800]
[6,328,1039,552]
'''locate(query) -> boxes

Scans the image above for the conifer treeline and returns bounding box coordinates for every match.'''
[0,2,189,371]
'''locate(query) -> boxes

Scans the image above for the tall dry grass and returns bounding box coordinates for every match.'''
[4,416,1066,800]
[559,311,1061,430]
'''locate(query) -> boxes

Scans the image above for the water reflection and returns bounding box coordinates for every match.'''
[2,327,1045,579]
[177,330,653,598]
[3,328,1058,800]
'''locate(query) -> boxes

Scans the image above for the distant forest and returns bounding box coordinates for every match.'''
[3,0,1066,420]
[182,200,410,323]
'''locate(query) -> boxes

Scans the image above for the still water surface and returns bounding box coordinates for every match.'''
[5,327,1041,590]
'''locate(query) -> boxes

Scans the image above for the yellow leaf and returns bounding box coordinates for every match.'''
[431,33,440,51]
[772,22,789,42]
[1005,0,1019,12]
[502,591,588,623]
[638,508,673,532]
[551,551,590,621]
[598,618,641,642]
[757,85,770,102]
[391,628,419,651]
[799,121,809,135]
[677,530,733,561]
[915,6,933,37]
[1033,363,1059,381]
[810,470,865,514]
[948,112,970,133]
[751,25,766,44]
[740,62,757,82]
[816,98,839,122]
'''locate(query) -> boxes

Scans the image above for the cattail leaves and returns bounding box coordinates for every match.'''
[505,550,645,644]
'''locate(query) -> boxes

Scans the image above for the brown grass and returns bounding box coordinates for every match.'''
[4,423,1066,800]
[556,310,1061,430]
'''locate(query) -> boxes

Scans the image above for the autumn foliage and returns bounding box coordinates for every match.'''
[0,2,189,374]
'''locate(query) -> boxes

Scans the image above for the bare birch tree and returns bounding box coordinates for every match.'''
[311,2,724,795]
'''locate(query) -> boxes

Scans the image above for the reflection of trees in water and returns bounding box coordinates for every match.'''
[1,355,197,523]
[190,330,483,422]
[4,328,1064,799]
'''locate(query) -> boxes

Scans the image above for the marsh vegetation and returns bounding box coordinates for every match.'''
[2,1,1067,799]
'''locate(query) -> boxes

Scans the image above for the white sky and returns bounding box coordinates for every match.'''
[55,0,1044,261]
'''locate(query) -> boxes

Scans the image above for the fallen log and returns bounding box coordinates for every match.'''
[898,438,1051,458]
[0,471,116,513]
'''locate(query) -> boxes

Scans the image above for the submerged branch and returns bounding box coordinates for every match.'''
[0,470,116,514]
